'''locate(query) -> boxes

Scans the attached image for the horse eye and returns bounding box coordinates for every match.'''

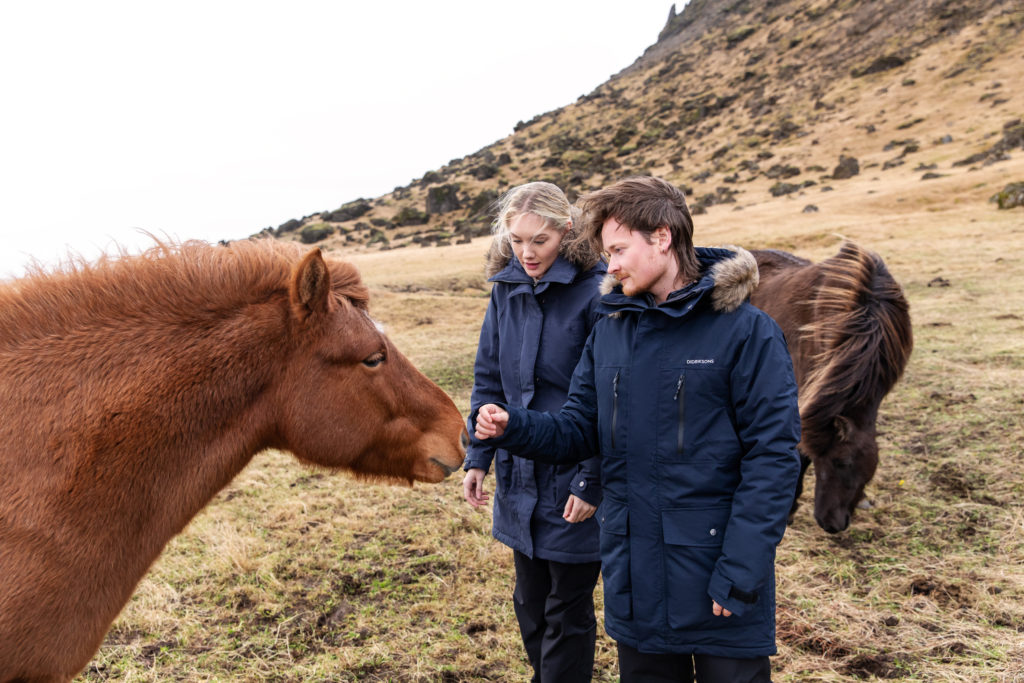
[362,351,385,368]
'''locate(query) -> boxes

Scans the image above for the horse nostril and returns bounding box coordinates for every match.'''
[460,430,470,450]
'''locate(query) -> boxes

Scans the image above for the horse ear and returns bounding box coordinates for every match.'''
[291,249,331,320]
[834,415,852,442]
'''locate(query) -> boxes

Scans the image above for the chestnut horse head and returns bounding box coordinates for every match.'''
[750,243,912,533]
[0,239,466,681]
[275,246,467,482]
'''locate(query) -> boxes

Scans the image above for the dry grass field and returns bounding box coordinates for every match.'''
[76,148,1024,681]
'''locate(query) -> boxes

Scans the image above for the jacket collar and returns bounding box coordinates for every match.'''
[489,254,581,294]
[597,246,759,318]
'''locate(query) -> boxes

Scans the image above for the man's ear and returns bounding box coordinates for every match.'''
[655,226,672,252]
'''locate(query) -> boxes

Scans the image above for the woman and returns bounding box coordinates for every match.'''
[463,181,605,682]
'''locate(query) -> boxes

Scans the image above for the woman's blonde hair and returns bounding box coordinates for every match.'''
[490,182,581,262]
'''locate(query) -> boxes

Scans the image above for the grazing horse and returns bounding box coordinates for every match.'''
[749,242,912,534]
[0,239,468,683]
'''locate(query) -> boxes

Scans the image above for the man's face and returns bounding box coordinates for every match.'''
[601,217,673,299]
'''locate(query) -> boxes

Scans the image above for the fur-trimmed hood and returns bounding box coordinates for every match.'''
[484,227,602,280]
[598,245,759,314]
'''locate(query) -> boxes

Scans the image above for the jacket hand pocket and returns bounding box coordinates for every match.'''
[662,507,732,631]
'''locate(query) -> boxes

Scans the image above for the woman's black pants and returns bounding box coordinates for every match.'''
[512,550,602,683]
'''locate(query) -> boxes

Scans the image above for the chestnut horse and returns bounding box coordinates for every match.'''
[0,240,467,682]
[749,242,912,534]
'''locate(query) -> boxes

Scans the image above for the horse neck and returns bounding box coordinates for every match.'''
[10,299,288,571]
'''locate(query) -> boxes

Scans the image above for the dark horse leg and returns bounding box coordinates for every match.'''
[788,451,812,524]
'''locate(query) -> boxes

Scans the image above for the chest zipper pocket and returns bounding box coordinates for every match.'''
[611,370,620,450]
[673,374,685,457]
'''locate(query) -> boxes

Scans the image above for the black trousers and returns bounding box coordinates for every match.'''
[512,550,602,683]
[617,641,772,683]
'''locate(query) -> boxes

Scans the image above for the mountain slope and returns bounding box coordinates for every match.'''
[260,0,1022,250]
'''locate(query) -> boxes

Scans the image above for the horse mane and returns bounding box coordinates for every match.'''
[798,242,913,432]
[0,238,368,347]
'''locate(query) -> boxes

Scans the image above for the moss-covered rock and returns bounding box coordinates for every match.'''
[299,223,334,244]
[991,182,1024,209]
[426,184,461,214]
[277,218,302,234]
[394,206,429,226]
[325,199,372,222]
[726,25,757,47]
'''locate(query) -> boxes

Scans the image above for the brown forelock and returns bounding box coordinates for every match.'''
[797,243,913,434]
[0,239,368,346]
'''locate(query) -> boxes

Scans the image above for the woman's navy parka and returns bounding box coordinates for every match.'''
[464,235,606,563]
[479,247,802,657]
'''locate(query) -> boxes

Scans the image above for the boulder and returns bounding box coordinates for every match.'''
[325,199,372,222]
[832,155,860,179]
[426,184,461,214]
[991,182,1024,209]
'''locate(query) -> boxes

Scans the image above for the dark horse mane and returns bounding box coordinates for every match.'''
[0,238,369,347]
[798,243,913,451]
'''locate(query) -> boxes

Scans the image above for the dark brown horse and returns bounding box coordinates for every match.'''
[749,242,913,534]
[0,239,467,683]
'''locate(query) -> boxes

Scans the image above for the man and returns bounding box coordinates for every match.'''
[474,176,801,682]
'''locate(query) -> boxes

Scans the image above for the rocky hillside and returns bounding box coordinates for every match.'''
[257,0,1023,250]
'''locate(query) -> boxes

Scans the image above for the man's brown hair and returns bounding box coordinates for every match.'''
[578,176,700,281]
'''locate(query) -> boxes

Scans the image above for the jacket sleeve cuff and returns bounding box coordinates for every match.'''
[568,472,602,507]
[707,569,758,618]
[463,452,494,472]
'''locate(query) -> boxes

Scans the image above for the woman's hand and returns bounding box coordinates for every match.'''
[474,404,509,440]
[462,468,489,508]
[563,494,596,523]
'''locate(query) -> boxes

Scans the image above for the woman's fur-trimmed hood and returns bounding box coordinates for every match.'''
[484,227,602,279]
[599,245,759,313]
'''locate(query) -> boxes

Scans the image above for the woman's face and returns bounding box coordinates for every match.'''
[508,213,564,280]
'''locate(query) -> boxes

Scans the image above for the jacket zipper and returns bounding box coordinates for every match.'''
[674,374,685,456]
[611,370,620,450]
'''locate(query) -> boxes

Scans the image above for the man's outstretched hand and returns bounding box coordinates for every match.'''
[474,404,509,440]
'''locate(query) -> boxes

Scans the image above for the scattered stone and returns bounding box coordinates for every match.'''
[936,134,953,144]
[953,118,1024,166]
[802,205,819,213]
[394,206,429,226]
[927,276,951,287]
[299,223,334,244]
[770,182,801,197]
[852,54,908,77]
[832,155,860,179]
[277,218,302,234]
[765,164,801,179]
[897,117,925,130]
[325,199,372,223]
[990,182,1024,209]
[426,184,461,214]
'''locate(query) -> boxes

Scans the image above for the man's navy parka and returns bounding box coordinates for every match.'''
[479,247,802,657]
[464,236,606,563]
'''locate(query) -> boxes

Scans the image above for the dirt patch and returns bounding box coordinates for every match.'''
[842,652,912,679]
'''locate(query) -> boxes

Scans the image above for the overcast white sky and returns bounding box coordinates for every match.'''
[0,1,678,279]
